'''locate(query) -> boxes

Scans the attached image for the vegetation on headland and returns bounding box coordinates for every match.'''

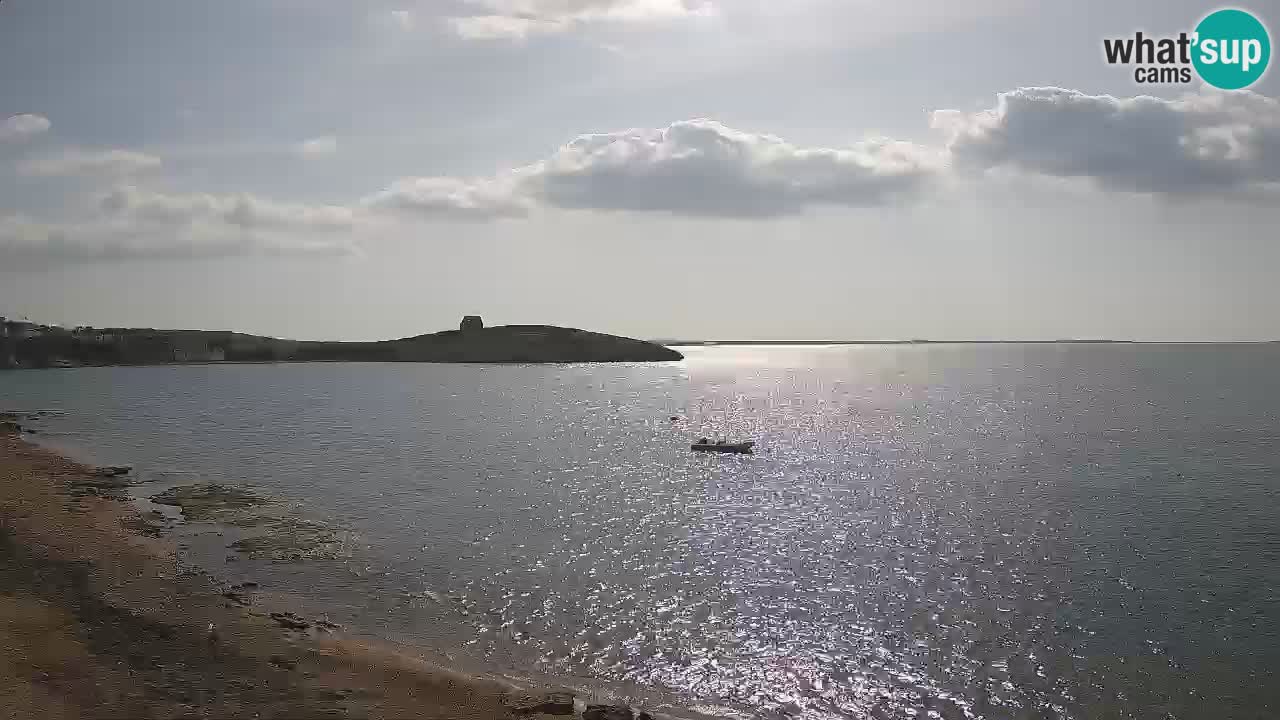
[0,315,683,368]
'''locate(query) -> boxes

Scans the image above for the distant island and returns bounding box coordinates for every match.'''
[0,315,683,369]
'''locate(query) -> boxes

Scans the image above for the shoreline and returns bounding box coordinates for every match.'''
[0,420,669,720]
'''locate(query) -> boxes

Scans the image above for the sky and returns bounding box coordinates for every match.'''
[1,0,1278,342]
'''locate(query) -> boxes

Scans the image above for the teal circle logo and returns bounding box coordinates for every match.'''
[1192,9,1271,89]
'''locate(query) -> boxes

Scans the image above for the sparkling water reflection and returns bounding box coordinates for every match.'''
[2,344,1279,719]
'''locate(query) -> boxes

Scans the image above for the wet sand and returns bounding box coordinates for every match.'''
[0,422,577,720]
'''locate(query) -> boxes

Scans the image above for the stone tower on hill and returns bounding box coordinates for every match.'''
[460,315,483,332]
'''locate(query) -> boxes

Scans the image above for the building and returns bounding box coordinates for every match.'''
[73,326,109,342]
[460,315,484,331]
[2,319,37,339]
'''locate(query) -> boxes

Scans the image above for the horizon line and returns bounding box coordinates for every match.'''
[656,339,1280,346]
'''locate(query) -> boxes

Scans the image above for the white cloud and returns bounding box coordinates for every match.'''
[0,213,355,263]
[10,86,1278,265]
[389,9,414,30]
[0,187,362,263]
[296,136,339,158]
[450,0,714,39]
[933,87,1280,196]
[525,119,940,216]
[99,186,358,233]
[449,15,554,39]
[19,149,162,178]
[361,176,533,219]
[0,114,52,142]
[366,119,940,218]
[366,89,1280,220]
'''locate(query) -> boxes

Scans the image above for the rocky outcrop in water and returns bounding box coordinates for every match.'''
[268,611,311,631]
[508,690,576,715]
[583,704,635,720]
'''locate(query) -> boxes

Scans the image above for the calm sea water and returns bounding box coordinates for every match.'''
[3,345,1279,719]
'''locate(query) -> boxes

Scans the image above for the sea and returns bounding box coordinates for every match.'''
[2,344,1278,720]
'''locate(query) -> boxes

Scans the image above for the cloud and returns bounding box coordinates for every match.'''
[933,87,1280,195]
[526,119,940,216]
[296,136,338,157]
[0,215,355,263]
[389,9,414,30]
[10,86,1278,265]
[0,114,52,142]
[365,119,940,218]
[449,15,551,39]
[450,0,714,39]
[99,186,358,233]
[19,149,162,177]
[361,176,533,220]
[365,89,1280,221]
[0,187,362,263]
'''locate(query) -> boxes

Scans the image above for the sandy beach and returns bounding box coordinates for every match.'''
[0,420,612,720]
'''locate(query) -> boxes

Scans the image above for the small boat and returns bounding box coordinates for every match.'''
[691,439,755,454]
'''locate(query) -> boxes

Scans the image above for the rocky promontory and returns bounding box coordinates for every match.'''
[1,315,683,367]
[295,324,683,364]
